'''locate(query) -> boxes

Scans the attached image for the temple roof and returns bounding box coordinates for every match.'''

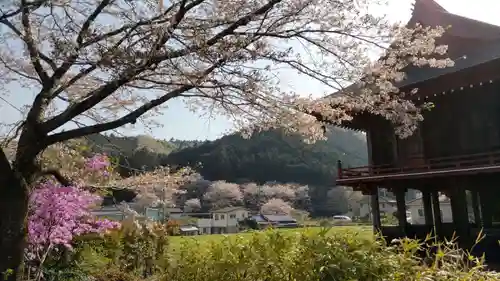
[403,0,500,87]
[332,0,500,96]
[410,0,500,40]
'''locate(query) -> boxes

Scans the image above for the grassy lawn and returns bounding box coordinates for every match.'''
[169,225,373,253]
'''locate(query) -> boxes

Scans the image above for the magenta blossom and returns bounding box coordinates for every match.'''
[27,182,120,256]
[84,154,111,171]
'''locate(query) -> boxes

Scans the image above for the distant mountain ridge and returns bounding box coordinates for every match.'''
[161,127,368,186]
[46,127,368,185]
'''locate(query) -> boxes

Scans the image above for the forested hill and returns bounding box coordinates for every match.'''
[161,127,368,186]
[84,127,368,186]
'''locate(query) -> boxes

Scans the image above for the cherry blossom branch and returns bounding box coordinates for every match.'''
[44,54,230,145]
[20,0,50,84]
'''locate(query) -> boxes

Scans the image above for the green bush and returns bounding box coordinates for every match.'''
[37,220,170,281]
[163,229,500,281]
[93,268,138,281]
[165,228,400,281]
[381,213,398,225]
[318,218,331,227]
[36,226,500,281]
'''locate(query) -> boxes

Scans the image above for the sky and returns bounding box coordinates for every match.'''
[1,0,500,141]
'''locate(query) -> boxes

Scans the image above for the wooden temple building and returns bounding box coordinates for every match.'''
[335,0,500,259]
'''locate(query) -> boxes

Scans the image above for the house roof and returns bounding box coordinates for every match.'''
[146,207,183,213]
[180,226,198,232]
[262,214,297,223]
[252,215,268,222]
[211,206,246,213]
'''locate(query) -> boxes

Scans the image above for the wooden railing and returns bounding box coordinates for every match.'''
[337,151,500,179]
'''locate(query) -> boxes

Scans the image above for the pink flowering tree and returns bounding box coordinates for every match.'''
[203,181,243,209]
[27,184,120,257]
[184,198,202,212]
[260,198,294,216]
[26,153,121,280]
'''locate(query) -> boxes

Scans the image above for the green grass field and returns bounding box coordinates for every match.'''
[169,225,373,253]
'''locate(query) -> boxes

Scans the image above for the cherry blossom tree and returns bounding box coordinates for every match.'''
[261,183,296,201]
[0,0,454,277]
[260,198,294,215]
[203,181,243,209]
[241,182,263,210]
[184,198,202,212]
[117,166,195,213]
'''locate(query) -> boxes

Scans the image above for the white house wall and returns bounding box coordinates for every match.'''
[407,202,475,225]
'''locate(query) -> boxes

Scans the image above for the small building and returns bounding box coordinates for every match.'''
[92,205,125,221]
[210,206,249,234]
[358,196,397,218]
[252,214,299,228]
[145,207,183,221]
[179,225,199,236]
[263,215,299,228]
[406,194,476,225]
[251,215,273,228]
[192,213,214,235]
[192,207,249,234]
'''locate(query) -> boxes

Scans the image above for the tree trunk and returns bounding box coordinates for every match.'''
[0,166,30,281]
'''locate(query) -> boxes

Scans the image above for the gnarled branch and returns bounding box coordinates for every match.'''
[39,169,72,186]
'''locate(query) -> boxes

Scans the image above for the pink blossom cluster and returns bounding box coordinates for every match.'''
[28,182,120,255]
[84,153,110,171]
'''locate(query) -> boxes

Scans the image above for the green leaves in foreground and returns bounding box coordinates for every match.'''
[53,227,500,281]
[163,228,500,281]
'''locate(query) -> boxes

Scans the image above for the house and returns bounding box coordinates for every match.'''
[358,196,397,218]
[194,207,249,234]
[251,214,299,228]
[192,213,214,234]
[406,194,475,225]
[144,207,183,221]
[210,206,249,234]
[92,205,126,221]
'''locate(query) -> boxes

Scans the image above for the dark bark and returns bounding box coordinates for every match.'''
[0,127,44,281]
[0,150,30,281]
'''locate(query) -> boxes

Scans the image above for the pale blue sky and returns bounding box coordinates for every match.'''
[1,0,499,141]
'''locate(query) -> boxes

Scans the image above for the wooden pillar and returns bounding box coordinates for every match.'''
[450,185,470,248]
[370,188,381,233]
[337,160,343,178]
[395,188,407,236]
[470,190,481,227]
[479,187,493,228]
[431,190,442,237]
[422,190,433,225]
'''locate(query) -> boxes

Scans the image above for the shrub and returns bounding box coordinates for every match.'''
[163,229,500,281]
[166,220,181,236]
[38,220,170,281]
[37,227,500,281]
[93,268,138,281]
[381,213,398,225]
[165,229,401,281]
[318,219,331,227]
